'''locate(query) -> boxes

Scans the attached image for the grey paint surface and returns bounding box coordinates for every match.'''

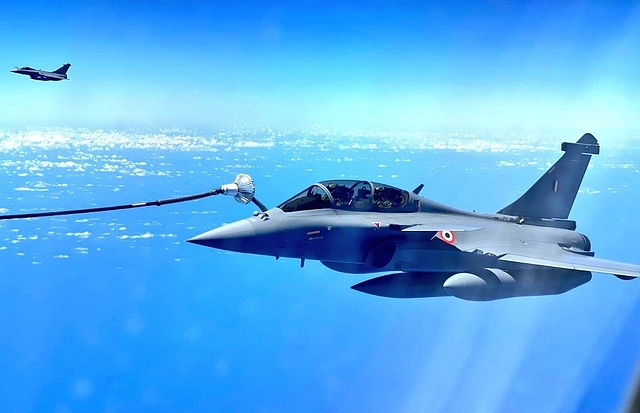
[11,63,71,81]
[188,134,640,301]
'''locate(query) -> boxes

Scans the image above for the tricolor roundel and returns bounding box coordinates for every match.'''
[438,230,456,245]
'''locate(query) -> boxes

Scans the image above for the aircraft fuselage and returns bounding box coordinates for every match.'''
[11,64,70,81]
[188,205,589,274]
[187,135,640,301]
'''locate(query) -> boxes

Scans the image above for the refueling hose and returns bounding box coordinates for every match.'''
[0,189,222,221]
[0,173,266,221]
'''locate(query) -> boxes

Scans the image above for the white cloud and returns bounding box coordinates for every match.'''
[0,127,571,157]
[14,187,48,192]
[66,231,91,238]
[118,232,154,240]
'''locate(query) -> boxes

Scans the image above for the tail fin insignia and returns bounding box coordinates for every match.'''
[497,133,599,220]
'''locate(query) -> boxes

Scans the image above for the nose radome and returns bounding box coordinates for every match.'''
[187,220,256,249]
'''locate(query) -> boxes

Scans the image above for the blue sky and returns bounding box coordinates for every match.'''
[2,1,640,134]
[3,3,640,412]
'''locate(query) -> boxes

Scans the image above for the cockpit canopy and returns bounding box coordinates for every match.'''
[20,67,36,70]
[278,180,415,213]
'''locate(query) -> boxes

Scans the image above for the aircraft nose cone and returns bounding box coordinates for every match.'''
[187,219,256,251]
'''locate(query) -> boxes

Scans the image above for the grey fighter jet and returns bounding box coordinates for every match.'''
[11,63,71,81]
[188,133,640,301]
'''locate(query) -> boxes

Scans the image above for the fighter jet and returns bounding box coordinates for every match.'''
[11,63,71,81]
[188,133,640,301]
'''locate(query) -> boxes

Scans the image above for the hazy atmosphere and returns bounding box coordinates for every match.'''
[2,2,640,412]
[2,1,640,135]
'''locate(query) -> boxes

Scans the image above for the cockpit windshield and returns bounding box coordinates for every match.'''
[278,184,332,212]
[278,180,413,213]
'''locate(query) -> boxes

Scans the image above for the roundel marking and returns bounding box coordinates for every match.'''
[439,230,456,245]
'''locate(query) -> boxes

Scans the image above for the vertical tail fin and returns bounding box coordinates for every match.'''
[497,133,599,219]
[53,63,71,75]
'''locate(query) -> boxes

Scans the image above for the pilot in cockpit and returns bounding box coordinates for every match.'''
[374,186,404,209]
[326,183,353,207]
[351,185,371,209]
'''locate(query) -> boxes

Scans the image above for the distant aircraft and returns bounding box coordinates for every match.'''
[188,133,640,301]
[11,63,71,81]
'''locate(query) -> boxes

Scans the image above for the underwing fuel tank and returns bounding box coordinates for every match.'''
[442,268,592,301]
[351,268,593,301]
